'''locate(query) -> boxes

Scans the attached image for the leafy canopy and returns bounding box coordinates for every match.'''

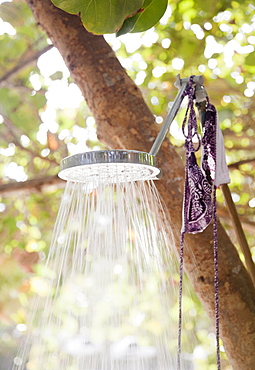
[51,0,168,35]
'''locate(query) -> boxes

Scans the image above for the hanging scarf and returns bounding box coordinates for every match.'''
[177,76,230,370]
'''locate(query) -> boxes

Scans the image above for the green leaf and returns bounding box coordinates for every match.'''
[117,0,167,36]
[116,13,140,37]
[245,52,255,66]
[131,0,168,33]
[51,0,144,35]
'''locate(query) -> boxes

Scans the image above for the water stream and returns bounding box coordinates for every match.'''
[14,175,195,370]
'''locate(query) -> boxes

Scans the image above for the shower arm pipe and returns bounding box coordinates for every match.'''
[149,74,205,157]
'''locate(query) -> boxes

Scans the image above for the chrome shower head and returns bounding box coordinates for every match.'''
[58,150,160,184]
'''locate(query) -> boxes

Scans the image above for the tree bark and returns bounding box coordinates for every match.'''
[26,1,255,368]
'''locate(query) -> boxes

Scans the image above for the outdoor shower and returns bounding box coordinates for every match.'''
[14,75,228,370]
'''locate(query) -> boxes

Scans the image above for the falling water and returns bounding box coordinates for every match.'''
[14,173,195,370]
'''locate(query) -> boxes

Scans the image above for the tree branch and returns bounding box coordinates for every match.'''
[228,157,255,169]
[0,44,53,88]
[217,207,255,234]
[1,114,59,166]
[2,81,46,95]
[0,175,64,196]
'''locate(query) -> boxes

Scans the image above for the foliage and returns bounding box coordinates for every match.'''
[117,0,168,36]
[51,0,167,35]
[0,0,254,368]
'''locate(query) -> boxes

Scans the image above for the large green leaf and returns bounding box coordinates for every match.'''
[117,0,168,36]
[131,0,168,33]
[51,0,144,34]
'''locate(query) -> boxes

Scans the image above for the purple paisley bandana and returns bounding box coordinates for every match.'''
[181,81,216,234]
[183,151,213,233]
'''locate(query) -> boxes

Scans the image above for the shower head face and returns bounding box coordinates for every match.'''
[58,150,160,184]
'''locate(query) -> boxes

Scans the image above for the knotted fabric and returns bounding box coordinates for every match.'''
[177,76,229,370]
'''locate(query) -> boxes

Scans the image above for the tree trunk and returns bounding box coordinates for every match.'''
[26,1,255,368]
